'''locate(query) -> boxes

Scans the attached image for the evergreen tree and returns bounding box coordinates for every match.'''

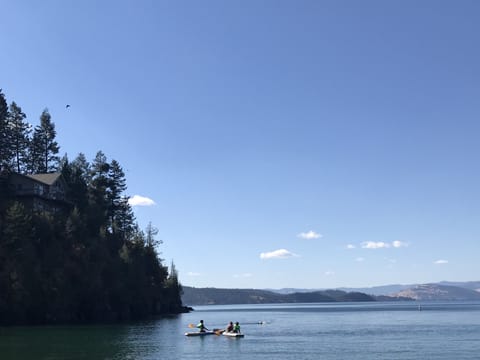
[0,90,11,171]
[107,159,134,241]
[26,130,41,174]
[30,109,60,173]
[8,102,31,173]
[0,202,38,323]
[113,196,135,243]
[88,151,110,230]
[61,153,90,211]
[145,221,161,248]
[0,90,187,324]
[166,260,183,309]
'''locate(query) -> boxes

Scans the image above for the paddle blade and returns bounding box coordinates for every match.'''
[188,323,195,328]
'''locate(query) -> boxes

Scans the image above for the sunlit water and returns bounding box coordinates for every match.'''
[1,302,480,359]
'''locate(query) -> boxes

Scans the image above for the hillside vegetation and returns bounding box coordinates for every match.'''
[182,287,377,305]
[0,89,186,325]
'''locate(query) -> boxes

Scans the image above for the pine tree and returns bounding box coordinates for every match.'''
[0,90,11,171]
[0,202,37,323]
[8,102,31,173]
[61,153,89,211]
[88,151,110,231]
[30,109,60,173]
[145,221,161,248]
[108,160,127,235]
[166,260,183,310]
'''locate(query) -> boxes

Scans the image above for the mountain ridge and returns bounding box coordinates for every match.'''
[182,281,480,305]
[267,281,480,296]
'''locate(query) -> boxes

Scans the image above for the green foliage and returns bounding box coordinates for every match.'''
[29,109,60,173]
[0,89,11,171]
[0,89,186,325]
[8,102,30,173]
[0,202,38,323]
[181,287,377,306]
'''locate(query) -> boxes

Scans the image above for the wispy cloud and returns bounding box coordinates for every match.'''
[233,273,253,278]
[361,241,390,249]
[361,241,409,249]
[128,195,156,207]
[434,259,449,265]
[297,230,322,240]
[346,244,356,249]
[325,270,335,276]
[187,272,201,277]
[260,249,299,259]
[392,240,408,248]
[355,257,365,262]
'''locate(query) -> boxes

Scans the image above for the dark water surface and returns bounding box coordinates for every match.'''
[1,302,480,359]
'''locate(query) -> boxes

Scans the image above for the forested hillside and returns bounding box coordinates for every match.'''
[182,286,376,305]
[0,89,186,325]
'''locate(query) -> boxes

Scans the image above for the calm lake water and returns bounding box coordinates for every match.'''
[1,302,480,359]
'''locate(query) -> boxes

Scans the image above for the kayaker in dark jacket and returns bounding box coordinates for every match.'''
[226,321,234,332]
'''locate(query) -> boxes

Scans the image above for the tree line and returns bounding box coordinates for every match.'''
[0,89,186,325]
[181,286,378,306]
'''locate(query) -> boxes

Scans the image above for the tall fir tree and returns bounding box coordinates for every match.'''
[145,221,160,248]
[88,151,110,231]
[68,153,90,210]
[108,159,134,240]
[8,102,31,173]
[29,109,60,173]
[0,202,37,323]
[0,90,11,171]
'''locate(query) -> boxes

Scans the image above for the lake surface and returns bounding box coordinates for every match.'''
[1,302,480,359]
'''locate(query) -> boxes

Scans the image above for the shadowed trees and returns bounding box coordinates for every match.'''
[0,89,186,325]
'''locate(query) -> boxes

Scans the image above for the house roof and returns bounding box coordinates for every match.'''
[26,173,62,185]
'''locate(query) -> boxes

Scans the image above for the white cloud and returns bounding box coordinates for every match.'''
[187,272,201,277]
[356,257,365,262]
[360,241,408,249]
[297,230,322,240]
[128,195,156,207]
[233,273,253,278]
[361,241,390,249]
[260,249,299,259]
[346,244,356,249]
[325,270,335,276]
[434,259,449,265]
[392,240,408,248]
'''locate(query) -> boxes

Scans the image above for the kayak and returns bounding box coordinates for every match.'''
[185,331,216,336]
[222,332,244,338]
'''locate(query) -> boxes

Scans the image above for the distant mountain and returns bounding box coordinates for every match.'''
[438,281,480,292]
[265,288,320,295]
[338,281,480,297]
[267,285,414,296]
[392,284,480,301]
[181,281,480,305]
[338,284,414,296]
[181,287,377,306]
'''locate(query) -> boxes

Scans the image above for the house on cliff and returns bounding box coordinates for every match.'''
[6,172,70,214]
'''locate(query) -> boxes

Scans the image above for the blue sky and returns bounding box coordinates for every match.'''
[2,0,479,289]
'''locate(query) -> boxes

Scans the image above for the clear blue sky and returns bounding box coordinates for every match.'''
[2,0,479,289]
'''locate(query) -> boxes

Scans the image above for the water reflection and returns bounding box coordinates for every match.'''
[0,316,184,360]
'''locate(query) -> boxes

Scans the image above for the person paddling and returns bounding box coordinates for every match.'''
[197,320,209,332]
[233,321,241,333]
[226,321,234,332]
